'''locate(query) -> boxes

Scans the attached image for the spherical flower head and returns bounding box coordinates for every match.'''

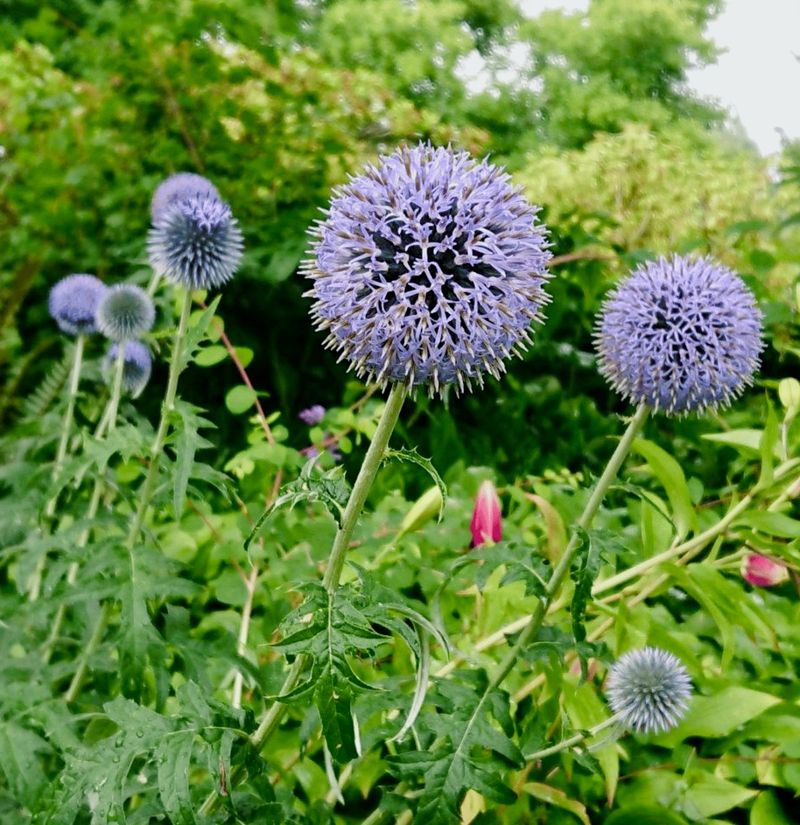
[148,195,244,290]
[151,173,220,222]
[103,340,152,398]
[48,274,107,335]
[606,646,692,734]
[299,404,326,426]
[96,284,155,342]
[303,143,552,396]
[595,255,763,416]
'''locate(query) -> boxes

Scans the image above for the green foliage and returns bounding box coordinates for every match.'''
[1,1,800,824]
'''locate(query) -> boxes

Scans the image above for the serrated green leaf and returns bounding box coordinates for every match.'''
[0,722,49,808]
[382,448,447,521]
[181,296,221,370]
[171,400,214,518]
[156,732,197,825]
[315,670,358,764]
[523,783,590,825]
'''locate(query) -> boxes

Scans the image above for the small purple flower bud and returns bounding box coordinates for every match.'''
[48,274,107,336]
[95,284,155,342]
[151,173,220,222]
[299,405,326,426]
[103,340,152,398]
[304,143,552,397]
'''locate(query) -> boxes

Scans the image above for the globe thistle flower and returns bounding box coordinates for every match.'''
[595,256,763,415]
[103,340,152,398]
[304,143,552,396]
[48,274,107,335]
[148,195,244,290]
[96,284,156,342]
[150,172,220,222]
[299,404,326,426]
[606,647,692,734]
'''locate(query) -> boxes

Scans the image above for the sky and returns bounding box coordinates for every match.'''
[519,0,800,156]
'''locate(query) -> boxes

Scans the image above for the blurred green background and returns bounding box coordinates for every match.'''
[1,0,798,478]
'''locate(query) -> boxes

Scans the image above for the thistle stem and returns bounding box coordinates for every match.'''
[56,344,126,676]
[29,335,86,601]
[198,384,406,816]
[232,564,259,710]
[126,289,192,549]
[485,404,649,693]
[524,713,621,761]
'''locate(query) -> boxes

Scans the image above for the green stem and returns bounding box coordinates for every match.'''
[486,403,649,692]
[198,384,407,817]
[524,713,621,761]
[48,344,127,667]
[29,336,87,601]
[126,289,192,549]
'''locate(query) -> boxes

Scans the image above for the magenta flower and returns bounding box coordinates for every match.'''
[741,554,789,588]
[470,480,502,548]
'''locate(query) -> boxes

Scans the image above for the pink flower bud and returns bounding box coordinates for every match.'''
[741,554,789,588]
[470,480,502,548]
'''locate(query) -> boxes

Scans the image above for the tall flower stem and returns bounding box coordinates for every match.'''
[198,384,406,816]
[49,345,127,667]
[484,404,649,693]
[29,335,87,601]
[65,293,192,700]
[126,288,192,549]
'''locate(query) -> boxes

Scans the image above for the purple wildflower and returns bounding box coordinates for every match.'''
[304,143,552,396]
[595,256,763,415]
[95,284,155,342]
[150,173,220,222]
[606,647,692,734]
[148,195,244,290]
[103,340,153,398]
[48,274,107,335]
[299,405,326,426]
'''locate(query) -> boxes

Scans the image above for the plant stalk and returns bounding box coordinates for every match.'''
[198,383,406,816]
[126,289,193,549]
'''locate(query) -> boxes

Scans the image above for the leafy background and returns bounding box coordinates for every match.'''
[1,1,799,823]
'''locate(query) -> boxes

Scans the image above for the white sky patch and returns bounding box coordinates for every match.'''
[514,0,800,156]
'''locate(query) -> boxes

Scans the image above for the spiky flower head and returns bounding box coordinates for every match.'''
[595,255,763,415]
[148,195,244,290]
[103,341,152,398]
[96,284,155,342]
[606,647,692,734]
[151,173,220,222]
[304,143,552,396]
[48,274,107,336]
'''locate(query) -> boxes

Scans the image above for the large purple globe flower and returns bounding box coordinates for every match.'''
[595,256,763,415]
[303,144,552,396]
[148,195,244,291]
[48,274,107,335]
[150,173,219,222]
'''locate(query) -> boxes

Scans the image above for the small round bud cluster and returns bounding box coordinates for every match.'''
[148,174,243,290]
[606,646,692,734]
[103,341,152,398]
[48,274,107,336]
[595,255,763,415]
[304,143,552,397]
[95,284,155,342]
